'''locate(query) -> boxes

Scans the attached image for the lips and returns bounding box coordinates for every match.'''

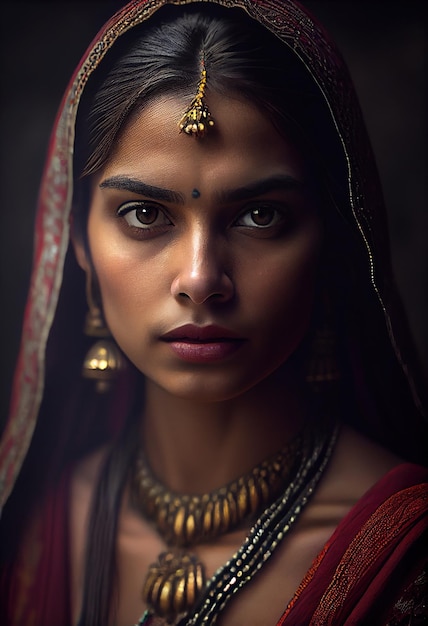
[160,324,245,363]
[161,324,242,342]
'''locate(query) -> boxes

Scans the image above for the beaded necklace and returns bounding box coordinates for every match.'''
[134,417,340,625]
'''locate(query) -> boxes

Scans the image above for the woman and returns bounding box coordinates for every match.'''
[0,1,427,625]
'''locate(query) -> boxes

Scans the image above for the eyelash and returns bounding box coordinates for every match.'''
[234,203,290,230]
[116,201,172,232]
[116,200,291,235]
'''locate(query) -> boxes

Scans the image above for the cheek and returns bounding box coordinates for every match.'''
[87,221,150,326]
[95,257,162,326]
[245,228,322,342]
[250,230,320,302]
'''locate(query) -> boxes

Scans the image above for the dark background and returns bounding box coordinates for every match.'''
[0,1,426,423]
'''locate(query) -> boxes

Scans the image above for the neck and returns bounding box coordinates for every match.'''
[141,367,310,494]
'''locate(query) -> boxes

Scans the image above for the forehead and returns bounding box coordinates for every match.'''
[101,92,309,188]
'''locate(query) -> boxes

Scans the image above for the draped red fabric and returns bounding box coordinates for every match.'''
[1,468,72,626]
[278,463,428,624]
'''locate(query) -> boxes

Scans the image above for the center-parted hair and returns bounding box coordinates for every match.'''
[77,5,343,183]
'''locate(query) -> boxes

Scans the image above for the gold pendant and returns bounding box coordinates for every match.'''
[142,551,206,623]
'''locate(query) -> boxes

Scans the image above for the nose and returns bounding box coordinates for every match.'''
[170,227,234,305]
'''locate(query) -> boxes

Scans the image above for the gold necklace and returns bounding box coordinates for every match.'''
[131,434,303,547]
[134,418,340,625]
[131,429,310,623]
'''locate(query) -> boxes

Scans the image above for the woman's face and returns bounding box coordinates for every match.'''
[83,93,323,401]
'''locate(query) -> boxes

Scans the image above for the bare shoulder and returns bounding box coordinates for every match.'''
[70,445,111,624]
[72,444,110,488]
[314,424,404,507]
[70,444,111,547]
[70,444,110,556]
[211,427,405,626]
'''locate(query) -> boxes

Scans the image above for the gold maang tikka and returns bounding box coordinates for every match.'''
[178,57,215,137]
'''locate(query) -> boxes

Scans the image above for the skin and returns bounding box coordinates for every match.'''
[71,93,401,625]
[75,92,324,489]
[86,93,321,405]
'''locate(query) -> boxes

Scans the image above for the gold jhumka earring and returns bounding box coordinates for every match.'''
[306,295,341,388]
[178,55,215,137]
[82,272,124,393]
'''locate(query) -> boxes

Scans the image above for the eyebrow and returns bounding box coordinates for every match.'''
[99,173,305,204]
[99,175,185,204]
[217,175,306,203]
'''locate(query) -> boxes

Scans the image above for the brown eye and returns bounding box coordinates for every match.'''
[117,201,172,229]
[135,205,159,224]
[250,206,275,226]
[235,203,285,229]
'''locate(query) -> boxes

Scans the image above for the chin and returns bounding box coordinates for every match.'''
[158,377,250,403]
[147,364,292,404]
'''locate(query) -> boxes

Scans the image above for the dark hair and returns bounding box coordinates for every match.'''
[78,7,337,172]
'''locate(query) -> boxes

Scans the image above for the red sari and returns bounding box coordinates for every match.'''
[280,463,428,625]
[2,463,427,625]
